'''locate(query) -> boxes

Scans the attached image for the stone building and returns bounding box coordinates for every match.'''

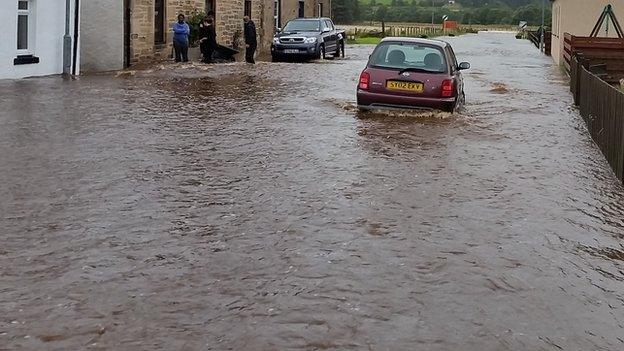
[80,0,331,72]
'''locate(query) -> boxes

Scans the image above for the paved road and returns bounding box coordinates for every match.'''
[1,33,624,350]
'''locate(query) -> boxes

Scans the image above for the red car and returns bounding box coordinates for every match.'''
[357,37,470,112]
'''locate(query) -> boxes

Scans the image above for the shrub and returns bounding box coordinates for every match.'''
[187,10,206,47]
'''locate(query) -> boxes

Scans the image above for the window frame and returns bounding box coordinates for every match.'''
[244,0,252,18]
[369,41,448,73]
[324,20,333,31]
[445,46,458,72]
[17,0,35,55]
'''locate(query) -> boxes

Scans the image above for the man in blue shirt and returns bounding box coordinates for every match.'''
[172,14,190,62]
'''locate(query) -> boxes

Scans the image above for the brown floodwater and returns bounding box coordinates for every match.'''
[1,33,624,350]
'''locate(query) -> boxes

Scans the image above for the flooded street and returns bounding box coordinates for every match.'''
[2,32,624,350]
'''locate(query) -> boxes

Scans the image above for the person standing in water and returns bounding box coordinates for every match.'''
[172,14,190,62]
[243,16,257,64]
[199,16,217,63]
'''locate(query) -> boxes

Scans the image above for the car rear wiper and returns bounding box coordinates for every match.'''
[397,67,430,75]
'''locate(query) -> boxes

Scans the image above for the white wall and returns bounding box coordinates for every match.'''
[0,0,79,79]
[551,0,624,65]
[81,0,123,72]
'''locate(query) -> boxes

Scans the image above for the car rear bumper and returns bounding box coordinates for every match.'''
[356,89,456,111]
[271,44,317,57]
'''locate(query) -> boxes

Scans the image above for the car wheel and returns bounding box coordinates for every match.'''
[272,55,280,62]
[333,42,341,57]
[319,44,326,59]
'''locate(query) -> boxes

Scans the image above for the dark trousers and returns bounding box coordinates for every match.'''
[173,41,189,62]
[245,44,257,64]
[201,42,215,63]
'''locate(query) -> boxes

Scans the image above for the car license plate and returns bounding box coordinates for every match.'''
[284,49,300,54]
[386,81,424,93]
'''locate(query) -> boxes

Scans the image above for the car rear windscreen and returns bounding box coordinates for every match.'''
[369,42,447,73]
[283,20,321,32]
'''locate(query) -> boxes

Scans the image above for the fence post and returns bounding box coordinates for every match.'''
[620,90,624,182]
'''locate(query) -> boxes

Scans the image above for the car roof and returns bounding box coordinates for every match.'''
[380,37,448,48]
[289,17,330,21]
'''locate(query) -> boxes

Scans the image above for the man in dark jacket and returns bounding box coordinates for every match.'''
[199,17,217,63]
[243,16,257,64]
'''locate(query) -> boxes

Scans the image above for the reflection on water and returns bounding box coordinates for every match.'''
[1,33,624,350]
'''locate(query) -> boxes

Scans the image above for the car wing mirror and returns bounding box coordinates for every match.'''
[458,62,471,70]
[276,27,282,33]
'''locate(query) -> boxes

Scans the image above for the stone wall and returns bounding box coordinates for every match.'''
[129,0,327,64]
[129,0,204,63]
[280,0,330,26]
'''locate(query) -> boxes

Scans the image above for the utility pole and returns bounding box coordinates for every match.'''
[431,0,435,25]
[539,0,545,52]
[63,0,72,75]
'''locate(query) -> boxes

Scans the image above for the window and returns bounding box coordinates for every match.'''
[298,1,304,18]
[274,0,281,28]
[154,0,165,44]
[324,20,333,31]
[369,42,448,73]
[445,46,458,70]
[283,19,320,32]
[205,0,215,17]
[17,0,31,52]
[244,0,252,17]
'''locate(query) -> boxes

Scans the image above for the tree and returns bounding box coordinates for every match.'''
[332,0,360,24]
[376,4,388,34]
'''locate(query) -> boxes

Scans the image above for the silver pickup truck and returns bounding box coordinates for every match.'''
[271,17,345,61]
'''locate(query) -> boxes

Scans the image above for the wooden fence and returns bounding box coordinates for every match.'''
[342,23,533,39]
[564,33,624,84]
[347,25,445,38]
[527,30,551,56]
[570,55,624,181]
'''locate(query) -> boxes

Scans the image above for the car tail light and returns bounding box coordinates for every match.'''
[441,79,455,97]
[359,71,370,90]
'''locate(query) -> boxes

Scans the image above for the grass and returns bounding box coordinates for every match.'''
[347,30,470,45]
[347,36,383,44]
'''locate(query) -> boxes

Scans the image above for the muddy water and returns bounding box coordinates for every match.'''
[2,33,624,350]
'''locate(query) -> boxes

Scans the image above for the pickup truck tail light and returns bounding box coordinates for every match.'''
[441,79,455,97]
[359,71,370,90]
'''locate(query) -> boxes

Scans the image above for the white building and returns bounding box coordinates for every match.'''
[0,0,80,79]
[551,0,624,65]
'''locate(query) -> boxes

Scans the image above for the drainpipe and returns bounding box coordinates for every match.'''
[63,0,72,74]
[539,0,545,52]
[71,0,80,75]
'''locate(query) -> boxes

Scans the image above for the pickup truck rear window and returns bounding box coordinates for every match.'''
[283,20,321,32]
[369,42,447,73]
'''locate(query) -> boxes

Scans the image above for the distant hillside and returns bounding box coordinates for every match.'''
[332,0,551,26]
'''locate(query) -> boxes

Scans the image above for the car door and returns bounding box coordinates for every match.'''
[323,20,337,51]
[445,46,463,97]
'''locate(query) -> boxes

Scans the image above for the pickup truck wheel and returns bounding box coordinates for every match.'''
[319,44,326,60]
[333,41,342,57]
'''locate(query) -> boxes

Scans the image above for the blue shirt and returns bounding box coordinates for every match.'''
[173,22,190,44]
